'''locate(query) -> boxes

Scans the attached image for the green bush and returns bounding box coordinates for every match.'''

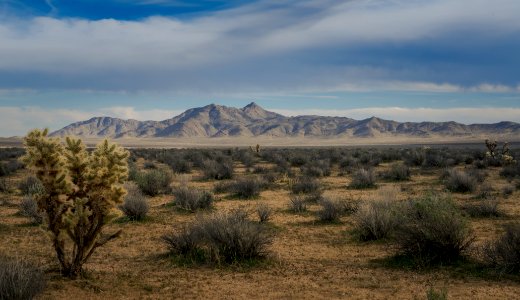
[162,209,272,264]
[135,169,172,196]
[392,194,474,266]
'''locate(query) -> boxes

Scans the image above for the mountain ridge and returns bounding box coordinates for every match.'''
[50,102,520,139]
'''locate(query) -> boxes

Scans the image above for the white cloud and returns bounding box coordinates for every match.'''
[0,0,519,91]
[270,107,520,124]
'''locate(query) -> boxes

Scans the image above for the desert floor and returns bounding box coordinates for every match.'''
[1,149,520,299]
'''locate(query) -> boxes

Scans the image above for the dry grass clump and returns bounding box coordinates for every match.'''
[0,256,46,300]
[162,209,273,264]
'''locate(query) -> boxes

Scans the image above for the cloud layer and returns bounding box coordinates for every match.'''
[0,0,519,92]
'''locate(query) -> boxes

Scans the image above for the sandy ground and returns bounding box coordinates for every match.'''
[1,158,520,299]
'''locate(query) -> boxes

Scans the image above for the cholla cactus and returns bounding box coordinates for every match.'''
[256,144,260,153]
[22,129,129,278]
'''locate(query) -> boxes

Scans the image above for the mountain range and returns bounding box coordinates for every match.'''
[50,102,520,139]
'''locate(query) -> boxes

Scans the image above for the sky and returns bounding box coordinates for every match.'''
[0,0,519,136]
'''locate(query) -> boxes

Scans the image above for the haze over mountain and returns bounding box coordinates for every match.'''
[51,103,520,139]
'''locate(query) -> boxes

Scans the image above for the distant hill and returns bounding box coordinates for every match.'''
[51,102,520,139]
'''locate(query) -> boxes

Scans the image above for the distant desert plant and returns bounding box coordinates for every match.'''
[231,177,265,199]
[256,204,272,223]
[202,159,234,180]
[380,163,411,181]
[135,168,172,196]
[444,169,477,193]
[0,256,46,300]
[119,183,149,221]
[349,168,376,189]
[317,198,355,222]
[288,196,308,213]
[22,129,129,278]
[172,186,213,212]
[290,176,322,195]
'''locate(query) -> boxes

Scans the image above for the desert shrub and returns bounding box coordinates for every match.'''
[462,199,501,218]
[143,161,157,169]
[119,183,149,221]
[127,161,139,181]
[392,194,473,266]
[261,172,278,186]
[162,226,204,260]
[202,159,234,180]
[349,168,376,189]
[256,204,272,223]
[0,163,8,177]
[231,177,265,199]
[169,158,192,174]
[483,223,520,274]
[317,198,349,222]
[213,181,233,194]
[499,162,520,179]
[162,209,272,264]
[476,183,495,199]
[444,169,477,193]
[135,169,172,196]
[467,168,487,183]
[17,176,44,196]
[502,185,515,197]
[290,155,309,167]
[172,186,213,211]
[290,176,321,195]
[23,129,129,278]
[288,196,307,213]
[0,256,46,300]
[354,199,400,241]
[404,149,425,166]
[302,159,331,177]
[19,196,44,224]
[0,178,10,193]
[380,163,410,181]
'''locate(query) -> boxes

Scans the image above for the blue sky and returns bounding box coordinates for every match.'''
[0,0,519,136]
